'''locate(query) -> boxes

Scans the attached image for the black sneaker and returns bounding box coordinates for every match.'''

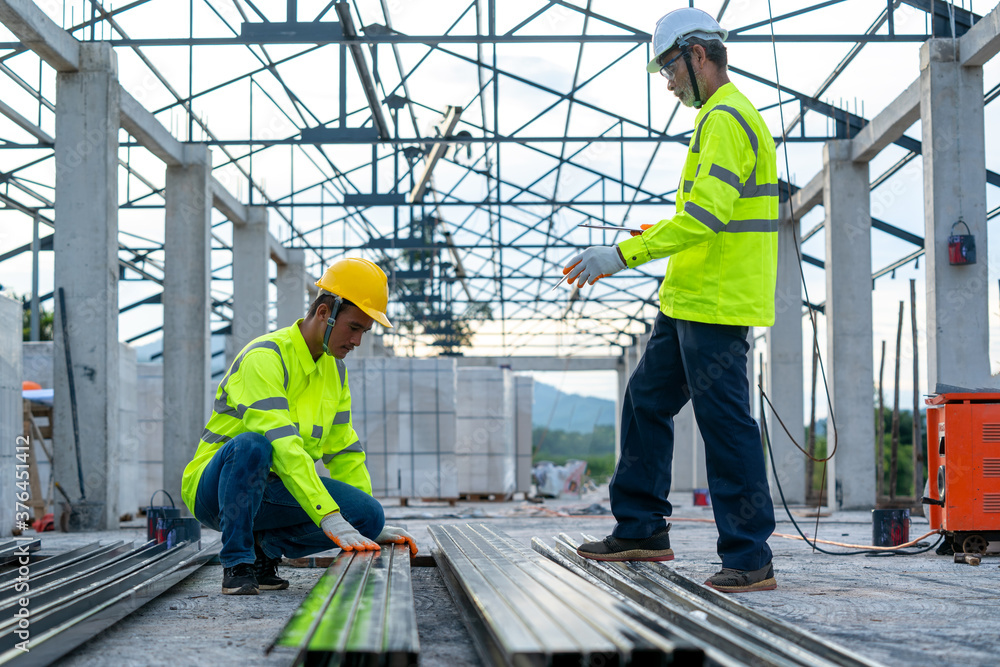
[222,563,259,595]
[704,561,777,593]
[576,524,674,562]
[254,539,289,591]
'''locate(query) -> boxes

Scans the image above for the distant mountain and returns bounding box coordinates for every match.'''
[533,382,616,433]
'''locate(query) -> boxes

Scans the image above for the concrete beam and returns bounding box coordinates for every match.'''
[163,143,213,514]
[0,0,79,72]
[823,140,875,510]
[851,79,920,163]
[268,232,288,266]
[921,39,991,390]
[960,2,1000,67]
[53,42,120,530]
[790,171,823,218]
[119,88,184,167]
[212,178,248,224]
[455,356,620,372]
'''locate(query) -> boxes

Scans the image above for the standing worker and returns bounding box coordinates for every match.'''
[567,8,779,593]
[182,258,417,595]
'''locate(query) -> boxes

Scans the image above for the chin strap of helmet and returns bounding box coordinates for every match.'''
[677,36,704,109]
[321,294,343,357]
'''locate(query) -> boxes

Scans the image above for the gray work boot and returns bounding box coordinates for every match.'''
[576,524,674,562]
[704,561,776,593]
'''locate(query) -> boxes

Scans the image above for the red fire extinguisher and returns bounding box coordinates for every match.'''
[948,219,976,265]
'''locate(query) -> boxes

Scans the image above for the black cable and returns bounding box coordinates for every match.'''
[761,396,943,556]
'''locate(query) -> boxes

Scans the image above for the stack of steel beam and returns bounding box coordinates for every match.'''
[429,523,705,666]
[0,541,39,567]
[543,533,885,667]
[268,544,419,666]
[0,538,218,666]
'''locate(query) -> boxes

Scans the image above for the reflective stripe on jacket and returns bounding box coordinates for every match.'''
[181,320,371,525]
[617,82,779,326]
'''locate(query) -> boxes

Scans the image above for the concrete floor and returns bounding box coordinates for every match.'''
[17,486,1000,667]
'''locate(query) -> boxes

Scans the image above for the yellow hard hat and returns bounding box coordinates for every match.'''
[315,258,393,328]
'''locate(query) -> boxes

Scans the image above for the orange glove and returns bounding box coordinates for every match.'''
[321,512,380,552]
[376,525,419,555]
[630,223,654,237]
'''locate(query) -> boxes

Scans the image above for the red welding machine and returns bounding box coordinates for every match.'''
[924,392,1000,554]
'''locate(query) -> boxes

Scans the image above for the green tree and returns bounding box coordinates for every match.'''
[19,294,53,341]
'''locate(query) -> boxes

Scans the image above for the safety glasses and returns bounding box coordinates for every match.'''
[658,51,683,80]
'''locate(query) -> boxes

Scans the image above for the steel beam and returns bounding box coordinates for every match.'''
[334,2,390,139]
[269,545,419,666]
[409,105,463,203]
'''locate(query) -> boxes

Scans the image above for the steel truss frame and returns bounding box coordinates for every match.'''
[0,0,996,355]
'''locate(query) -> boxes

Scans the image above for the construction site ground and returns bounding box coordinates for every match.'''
[24,485,1000,667]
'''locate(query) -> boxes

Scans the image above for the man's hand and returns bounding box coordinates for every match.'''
[629,223,654,237]
[321,512,380,552]
[563,246,626,286]
[376,525,419,555]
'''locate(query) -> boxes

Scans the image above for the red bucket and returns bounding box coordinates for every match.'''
[693,488,711,506]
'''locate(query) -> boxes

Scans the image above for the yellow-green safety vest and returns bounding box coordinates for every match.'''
[618,82,779,326]
[181,320,371,525]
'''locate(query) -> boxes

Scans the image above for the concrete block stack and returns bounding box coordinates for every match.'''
[136,363,165,509]
[350,357,458,499]
[20,341,142,517]
[456,367,515,498]
[0,296,22,535]
[514,375,534,494]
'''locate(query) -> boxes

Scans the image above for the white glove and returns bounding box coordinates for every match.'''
[321,512,380,552]
[563,246,626,286]
[376,525,418,555]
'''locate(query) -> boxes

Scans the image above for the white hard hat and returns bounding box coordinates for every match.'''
[646,8,728,74]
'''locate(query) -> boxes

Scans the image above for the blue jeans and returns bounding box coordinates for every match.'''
[193,432,385,567]
[610,313,775,571]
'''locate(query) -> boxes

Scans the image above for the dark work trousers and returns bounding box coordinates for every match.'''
[193,432,385,567]
[609,312,775,571]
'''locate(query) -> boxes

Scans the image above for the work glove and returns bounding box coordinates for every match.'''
[321,512,380,552]
[563,246,626,286]
[376,525,419,555]
[629,223,654,237]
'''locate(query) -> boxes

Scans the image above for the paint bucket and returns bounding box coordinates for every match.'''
[146,490,180,542]
[164,517,202,548]
[872,508,910,547]
[693,488,711,506]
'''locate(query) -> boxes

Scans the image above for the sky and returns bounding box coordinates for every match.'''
[0,1,999,420]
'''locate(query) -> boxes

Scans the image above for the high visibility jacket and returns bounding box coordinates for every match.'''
[618,82,778,326]
[181,321,370,525]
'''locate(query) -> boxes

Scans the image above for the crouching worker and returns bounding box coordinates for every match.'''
[182,258,417,595]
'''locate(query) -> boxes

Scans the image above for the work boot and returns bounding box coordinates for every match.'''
[221,563,259,595]
[704,561,776,593]
[254,538,289,591]
[576,524,674,562]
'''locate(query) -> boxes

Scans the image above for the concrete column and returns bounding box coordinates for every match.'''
[230,206,270,358]
[276,248,308,328]
[823,140,875,510]
[920,39,990,391]
[163,144,213,512]
[766,203,806,504]
[53,43,120,530]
